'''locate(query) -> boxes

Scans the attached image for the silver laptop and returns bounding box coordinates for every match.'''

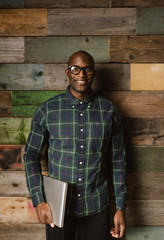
[43,175,68,228]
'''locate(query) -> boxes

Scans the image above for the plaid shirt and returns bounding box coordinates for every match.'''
[24,87,126,217]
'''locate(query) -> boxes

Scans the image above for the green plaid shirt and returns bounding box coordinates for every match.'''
[24,87,126,217]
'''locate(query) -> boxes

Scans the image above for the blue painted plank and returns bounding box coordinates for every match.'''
[0,0,24,8]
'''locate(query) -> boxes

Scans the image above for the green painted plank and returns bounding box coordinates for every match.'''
[137,8,164,35]
[0,64,44,90]
[127,146,164,172]
[25,36,109,63]
[12,90,64,117]
[126,226,164,240]
[0,0,24,8]
[0,118,31,144]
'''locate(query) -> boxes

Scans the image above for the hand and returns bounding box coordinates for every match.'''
[35,202,55,228]
[110,210,125,238]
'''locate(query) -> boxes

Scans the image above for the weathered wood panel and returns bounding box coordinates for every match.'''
[0,197,27,223]
[110,36,164,63]
[12,91,63,117]
[48,8,136,36]
[45,63,130,91]
[104,91,164,117]
[0,0,24,8]
[127,146,164,172]
[131,64,164,90]
[0,37,24,63]
[126,200,164,225]
[126,226,164,240]
[25,0,109,8]
[0,9,47,36]
[127,173,164,200]
[25,36,109,63]
[0,91,11,117]
[0,223,45,240]
[0,171,28,196]
[0,118,31,144]
[27,199,39,223]
[111,0,164,7]
[137,8,164,35]
[0,145,22,170]
[0,64,44,90]
[124,118,164,146]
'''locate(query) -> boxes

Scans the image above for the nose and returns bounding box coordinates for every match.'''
[79,68,86,76]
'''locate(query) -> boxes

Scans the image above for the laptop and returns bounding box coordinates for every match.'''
[43,175,68,228]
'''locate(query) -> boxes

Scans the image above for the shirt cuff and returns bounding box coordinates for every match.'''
[31,192,45,207]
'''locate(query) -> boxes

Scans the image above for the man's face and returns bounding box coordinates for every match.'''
[65,53,95,97]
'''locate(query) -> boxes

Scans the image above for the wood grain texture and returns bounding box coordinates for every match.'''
[0,37,24,63]
[104,91,164,117]
[124,118,164,146]
[131,64,164,90]
[137,8,164,35]
[45,63,130,91]
[127,173,164,200]
[127,146,164,172]
[0,9,47,36]
[25,0,109,8]
[0,145,22,170]
[111,0,164,7]
[0,91,11,117]
[126,226,164,240]
[0,118,31,144]
[25,36,109,63]
[0,64,44,90]
[0,171,28,196]
[110,36,164,63]
[48,8,136,35]
[12,91,63,117]
[0,0,24,8]
[0,223,45,240]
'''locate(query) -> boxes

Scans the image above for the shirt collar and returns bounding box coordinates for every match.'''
[65,86,94,108]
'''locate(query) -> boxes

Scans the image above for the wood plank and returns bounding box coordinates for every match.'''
[0,64,44,90]
[127,146,164,172]
[0,91,11,117]
[126,226,164,240]
[0,9,47,36]
[110,36,164,63]
[12,91,63,117]
[126,200,164,225]
[0,37,24,63]
[0,145,22,170]
[0,197,27,223]
[131,64,164,90]
[25,0,109,8]
[45,63,130,91]
[0,0,24,8]
[0,118,31,144]
[48,8,136,36]
[124,118,164,146]
[127,173,164,200]
[111,0,164,7]
[0,171,29,196]
[103,91,164,117]
[0,223,45,240]
[27,199,39,223]
[137,8,164,35]
[25,36,109,63]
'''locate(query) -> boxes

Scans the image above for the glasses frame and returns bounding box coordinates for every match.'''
[68,65,95,75]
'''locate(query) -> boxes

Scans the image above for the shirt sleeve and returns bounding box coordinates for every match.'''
[24,104,48,207]
[109,106,127,211]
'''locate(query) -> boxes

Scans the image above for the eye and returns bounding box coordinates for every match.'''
[71,66,80,73]
[85,66,94,73]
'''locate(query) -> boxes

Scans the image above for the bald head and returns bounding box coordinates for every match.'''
[68,50,95,67]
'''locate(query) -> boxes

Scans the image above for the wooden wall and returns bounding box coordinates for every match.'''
[0,1,164,239]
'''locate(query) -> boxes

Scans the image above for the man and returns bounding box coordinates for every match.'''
[24,50,126,240]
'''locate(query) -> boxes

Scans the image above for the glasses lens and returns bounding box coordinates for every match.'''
[70,66,80,74]
[84,66,94,74]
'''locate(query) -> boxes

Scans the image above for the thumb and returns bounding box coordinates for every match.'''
[46,208,55,228]
[114,221,119,238]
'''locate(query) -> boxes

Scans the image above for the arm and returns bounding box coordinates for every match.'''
[109,107,127,238]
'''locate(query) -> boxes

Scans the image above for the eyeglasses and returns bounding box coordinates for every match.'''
[68,65,95,75]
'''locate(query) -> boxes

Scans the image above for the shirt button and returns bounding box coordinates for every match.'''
[88,105,90,108]
[80,101,83,104]
[79,162,82,165]
[80,113,83,116]
[78,194,81,197]
[80,145,84,148]
[80,128,83,132]
[72,105,75,108]
[79,178,82,181]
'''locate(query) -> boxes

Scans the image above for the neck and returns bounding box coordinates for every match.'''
[69,88,92,101]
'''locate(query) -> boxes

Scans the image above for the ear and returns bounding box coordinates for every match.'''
[65,68,69,78]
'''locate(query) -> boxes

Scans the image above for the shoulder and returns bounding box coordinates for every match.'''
[94,94,117,111]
